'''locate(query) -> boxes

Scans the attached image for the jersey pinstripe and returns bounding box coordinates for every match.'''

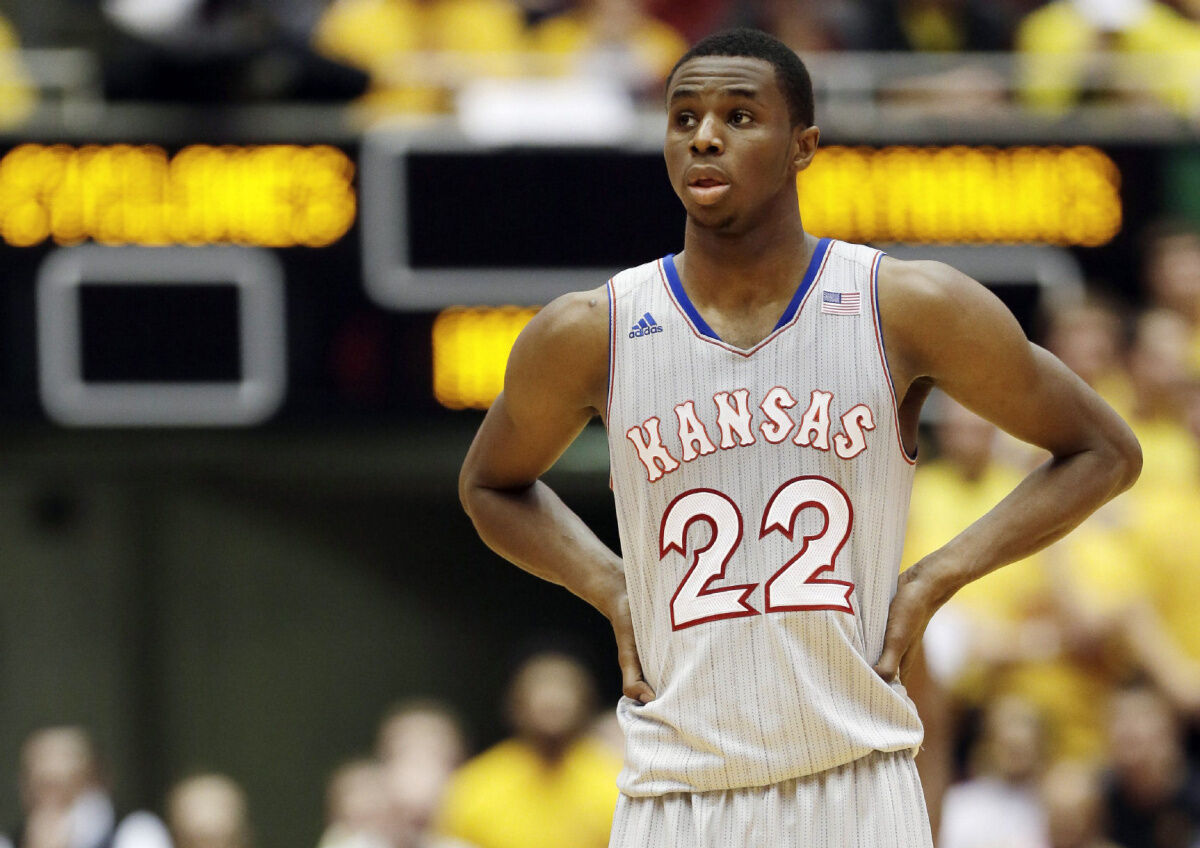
[605,238,924,798]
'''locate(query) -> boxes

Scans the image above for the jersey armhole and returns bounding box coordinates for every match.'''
[605,278,616,491]
[605,277,616,430]
[870,251,918,465]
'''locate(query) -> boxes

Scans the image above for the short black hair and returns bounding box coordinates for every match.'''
[666,28,815,128]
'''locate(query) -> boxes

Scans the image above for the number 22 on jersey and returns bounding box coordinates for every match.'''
[660,476,855,630]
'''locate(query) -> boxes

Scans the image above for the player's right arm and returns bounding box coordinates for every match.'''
[458,287,655,703]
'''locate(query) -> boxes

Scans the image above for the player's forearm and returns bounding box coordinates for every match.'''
[461,478,625,616]
[912,439,1140,603]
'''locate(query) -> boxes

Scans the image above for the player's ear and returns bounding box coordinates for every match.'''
[792,125,820,173]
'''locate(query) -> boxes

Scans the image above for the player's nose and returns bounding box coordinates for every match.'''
[690,113,724,155]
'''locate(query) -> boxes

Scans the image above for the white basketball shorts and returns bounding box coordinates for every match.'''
[609,749,933,847]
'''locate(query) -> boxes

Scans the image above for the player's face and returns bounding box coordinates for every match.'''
[664,56,816,231]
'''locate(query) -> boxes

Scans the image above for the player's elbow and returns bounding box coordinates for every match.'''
[1115,431,1143,493]
[458,460,482,521]
[1100,425,1142,496]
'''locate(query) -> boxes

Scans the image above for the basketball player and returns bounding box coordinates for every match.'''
[459,29,1141,846]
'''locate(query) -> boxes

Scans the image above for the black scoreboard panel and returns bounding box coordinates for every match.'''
[80,284,242,383]
[0,138,1173,426]
[406,150,683,269]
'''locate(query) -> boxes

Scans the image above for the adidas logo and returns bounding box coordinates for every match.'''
[629,312,664,339]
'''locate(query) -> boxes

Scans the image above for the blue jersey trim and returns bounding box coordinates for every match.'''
[774,237,831,332]
[662,237,833,344]
[662,253,720,341]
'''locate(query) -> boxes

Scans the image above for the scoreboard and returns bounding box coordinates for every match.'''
[361,134,1121,309]
[0,124,1176,426]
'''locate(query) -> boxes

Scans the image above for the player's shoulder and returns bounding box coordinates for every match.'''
[874,254,1013,383]
[504,284,610,409]
[875,254,996,339]
[520,256,661,354]
[511,284,610,372]
[533,284,609,334]
[877,255,975,306]
[608,255,668,299]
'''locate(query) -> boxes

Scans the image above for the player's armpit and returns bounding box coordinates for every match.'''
[877,258,1140,471]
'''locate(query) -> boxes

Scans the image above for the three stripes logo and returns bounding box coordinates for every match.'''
[629,312,664,339]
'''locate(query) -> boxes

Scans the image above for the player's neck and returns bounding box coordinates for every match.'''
[678,209,813,309]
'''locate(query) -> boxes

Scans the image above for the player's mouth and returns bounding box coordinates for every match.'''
[686,171,731,205]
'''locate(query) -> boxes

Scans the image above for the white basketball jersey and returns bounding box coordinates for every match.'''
[605,238,924,797]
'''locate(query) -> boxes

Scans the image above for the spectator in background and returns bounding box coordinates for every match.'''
[1016,0,1200,115]
[752,0,840,52]
[1123,309,1197,490]
[0,10,34,129]
[100,0,368,103]
[642,0,732,44]
[907,397,1132,763]
[938,696,1048,848]
[903,396,1052,693]
[1142,221,1200,374]
[1043,295,1200,719]
[1110,377,1200,708]
[375,700,468,848]
[318,760,389,848]
[834,0,1015,114]
[530,0,686,93]
[9,726,168,848]
[1187,375,1200,447]
[1042,761,1120,848]
[1104,687,1200,848]
[841,0,1016,51]
[166,774,251,848]
[434,652,620,848]
[1042,294,1134,418]
[313,0,527,115]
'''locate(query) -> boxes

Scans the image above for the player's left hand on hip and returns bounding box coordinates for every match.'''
[873,564,951,683]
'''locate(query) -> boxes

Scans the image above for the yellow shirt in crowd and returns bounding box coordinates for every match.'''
[0,15,34,128]
[1125,487,1200,661]
[436,737,620,848]
[1127,413,1199,492]
[314,0,527,114]
[1017,0,1200,114]
[531,12,686,84]
[904,460,1049,617]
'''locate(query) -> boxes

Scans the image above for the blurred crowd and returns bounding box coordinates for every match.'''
[0,651,624,848]
[2,0,1200,123]
[911,218,1200,848]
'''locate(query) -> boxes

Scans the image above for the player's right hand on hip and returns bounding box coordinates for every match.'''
[606,587,656,704]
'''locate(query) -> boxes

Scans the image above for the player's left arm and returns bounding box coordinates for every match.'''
[872,257,1142,681]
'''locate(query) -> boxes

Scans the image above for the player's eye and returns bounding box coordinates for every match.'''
[674,112,697,128]
[730,110,753,126]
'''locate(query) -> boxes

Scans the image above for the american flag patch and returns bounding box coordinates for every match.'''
[821,290,861,315]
